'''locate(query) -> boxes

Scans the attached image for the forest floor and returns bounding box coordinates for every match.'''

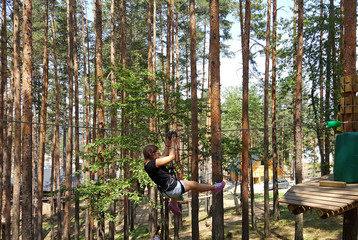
[42,180,343,239]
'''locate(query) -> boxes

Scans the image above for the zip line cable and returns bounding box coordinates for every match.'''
[1,118,358,135]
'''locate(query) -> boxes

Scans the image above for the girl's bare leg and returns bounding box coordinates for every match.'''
[182,180,216,193]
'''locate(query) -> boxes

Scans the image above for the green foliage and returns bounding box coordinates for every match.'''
[76,65,161,221]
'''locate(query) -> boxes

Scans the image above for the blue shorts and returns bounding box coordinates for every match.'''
[160,180,186,199]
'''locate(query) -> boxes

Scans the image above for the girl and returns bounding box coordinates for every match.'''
[143,134,225,216]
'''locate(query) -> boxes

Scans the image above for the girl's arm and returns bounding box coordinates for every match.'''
[155,136,176,167]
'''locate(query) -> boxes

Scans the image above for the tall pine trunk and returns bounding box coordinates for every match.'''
[37,0,49,238]
[50,0,62,236]
[22,0,34,238]
[81,2,92,238]
[318,0,325,182]
[73,2,81,238]
[147,0,158,238]
[94,0,105,237]
[272,0,280,221]
[342,0,358,238]
[12,0,21,237]
[294,0,304,239]
[263,0,271,237]
[1,0,10,239]
[4,39,13,240]
[209,1,224,239]
[108,0,117,239]
[63,0,74,238]
[240,0,251,239]
[189,0,199,239]
[0,0,7,235]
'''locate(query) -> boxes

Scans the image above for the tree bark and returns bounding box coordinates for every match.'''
[209,0,224,239]
[189,0,199,239]
[323,0,333,175]
[263,0,271,237]
[4,41,14,240]
[342,0,358,238]
[73,2,81,238]
[153,0,157,73]
[240,0,251,239]
[294,0,304,239]
[0,0,7,236]
[147,0,158,238]
[50,0,62,237]
[22,0,34,238]
[37,0,49,238]
[272,0,280,221]
[108,0,118,239]
[318,0,325,183]
[1,0,11,239]
[12,0,21,237]
[63,0,74,238]
[80,2,91,238]
[94,0,105,238]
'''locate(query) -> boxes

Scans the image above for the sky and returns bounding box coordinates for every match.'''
[220,0,294,90]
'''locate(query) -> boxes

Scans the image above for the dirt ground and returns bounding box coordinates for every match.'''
[42,181,343,239]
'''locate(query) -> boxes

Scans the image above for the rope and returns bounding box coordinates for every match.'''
[173,137,184,180]
[1,118,358,135]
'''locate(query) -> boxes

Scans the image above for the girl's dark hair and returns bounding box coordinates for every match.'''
[143,145,158,160]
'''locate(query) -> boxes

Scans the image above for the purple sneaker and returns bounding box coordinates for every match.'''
[168,201,182,216]
[211,181,226,195]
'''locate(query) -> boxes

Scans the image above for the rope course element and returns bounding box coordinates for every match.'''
[167,131,184,180]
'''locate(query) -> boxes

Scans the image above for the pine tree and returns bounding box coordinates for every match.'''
[240,0,251,239]
[22,0,34,238]
[294,0,304,239]
[263,0,271,237]
[37,0,49,238]
[189,0,199,239]
[210,0,224,239]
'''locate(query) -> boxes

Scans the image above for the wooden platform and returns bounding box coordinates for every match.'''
[279,174,358,218]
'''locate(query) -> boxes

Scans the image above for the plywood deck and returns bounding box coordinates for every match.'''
[279,174,358,213]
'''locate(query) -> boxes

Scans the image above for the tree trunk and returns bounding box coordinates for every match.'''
[50,0,62,236]
[147,0,158,238]
[63,0,74,238]
[22,0,33,238]
[171,0,175,81]
[271,0,279,221]
[209,1,224,239]
[73,2,81,238]
[37,0,49,238]
[263,0,271,237]
[342,0,358,238]
[153,0,157,73]
[108,0,118,239]
[249,156,256,229]
[1,0,11,239]
[165,0,171,133]
[323,0,333,175]
[12,0,21,238]
[240,0,251,239]
[318,0,325,180]
[81,2,91,238]
[294,0,304,239]
[0,0,7,236]
[175,12,179,87]
[4,46,14,240]
[94,0,105,237]
[189,0,199,239]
